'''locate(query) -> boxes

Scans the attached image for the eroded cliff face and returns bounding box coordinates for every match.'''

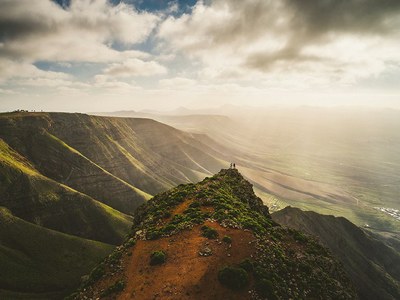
[74,169,356,300]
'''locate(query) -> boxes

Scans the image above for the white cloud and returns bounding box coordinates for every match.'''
[157,0,400,88]
[1,0,400,111]
[0,59,70,82]
[0,0,160,63]
[103,58,167,78]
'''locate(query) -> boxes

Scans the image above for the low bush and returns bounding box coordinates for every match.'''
[189,201,201,208]
[222,235,232,244]
[86,263,105,285]
[101,280,126,297]
[162,223,177,234]
[150,250,166,265]
[163,211,172,218]
[108,251,122,264]
[201,225,219,239]
[290,229,308,243]
[124,238,136,248]
[218,266,249,290]
[147,228,161,240]
[239,258,253,272]
[255,279,276,299]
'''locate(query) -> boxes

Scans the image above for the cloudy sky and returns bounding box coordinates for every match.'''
[1,0,400,112]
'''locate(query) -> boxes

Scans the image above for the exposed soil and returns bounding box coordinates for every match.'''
[172,200,192,215]
[118,221,256,300]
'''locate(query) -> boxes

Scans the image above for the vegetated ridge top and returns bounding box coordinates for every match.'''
[73,168,357,300]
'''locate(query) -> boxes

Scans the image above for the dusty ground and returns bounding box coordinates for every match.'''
[118,221,256,300]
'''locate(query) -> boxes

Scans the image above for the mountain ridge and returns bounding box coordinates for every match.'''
[73,169,356,300]
[0,111,232,298]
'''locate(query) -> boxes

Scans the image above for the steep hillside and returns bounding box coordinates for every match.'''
[0,207,113,299]
[0,139,131,244]
[272,207,400,300]
[73,169,356,300]
[0,112,228,212]
[0,111,230,299]
[0,113,149,215]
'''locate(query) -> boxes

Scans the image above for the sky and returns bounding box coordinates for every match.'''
[0,0,400,112]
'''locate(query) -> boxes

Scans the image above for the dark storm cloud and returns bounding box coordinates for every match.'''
[288,0,400,35]
[0,1,61,41]
[244,0,400,70]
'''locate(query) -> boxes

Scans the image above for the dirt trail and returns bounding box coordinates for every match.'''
[119,221,255,300]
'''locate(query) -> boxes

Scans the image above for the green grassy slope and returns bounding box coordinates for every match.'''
[48,113,227,193]
[0,207,114,299]
[0,139,131,245]
[0,114,149,215]
[0,112,227,201]
[272,207,400,300]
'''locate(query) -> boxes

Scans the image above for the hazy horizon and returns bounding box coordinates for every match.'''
[1,0,400,112]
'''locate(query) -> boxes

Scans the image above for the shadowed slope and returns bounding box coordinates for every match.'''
[0,112,228,212]
[0,207,113,299]
[272,207,400,300]
[0,139,131,244]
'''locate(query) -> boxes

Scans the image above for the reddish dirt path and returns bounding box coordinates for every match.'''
[119,222,256,300]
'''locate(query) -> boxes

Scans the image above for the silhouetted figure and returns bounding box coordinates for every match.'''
[233,163,236,169]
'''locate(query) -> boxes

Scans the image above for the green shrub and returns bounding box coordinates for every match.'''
[147,229,161,240]
[201,225,219,239]
[201,198,215,206]
[101,280,126,297]
[189,201,201,208]
[163,211,172,218]
[255,279,276,299]
[150,250,166,265]
[162,223,177,234]
[218,266,249,290]
[254,266,270,280]
[125,238,136,248]
[290,229,308,243]
[85,263,105,286]
[239,258,253,272]
[222,235,232,244]
[108,251,122,264]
